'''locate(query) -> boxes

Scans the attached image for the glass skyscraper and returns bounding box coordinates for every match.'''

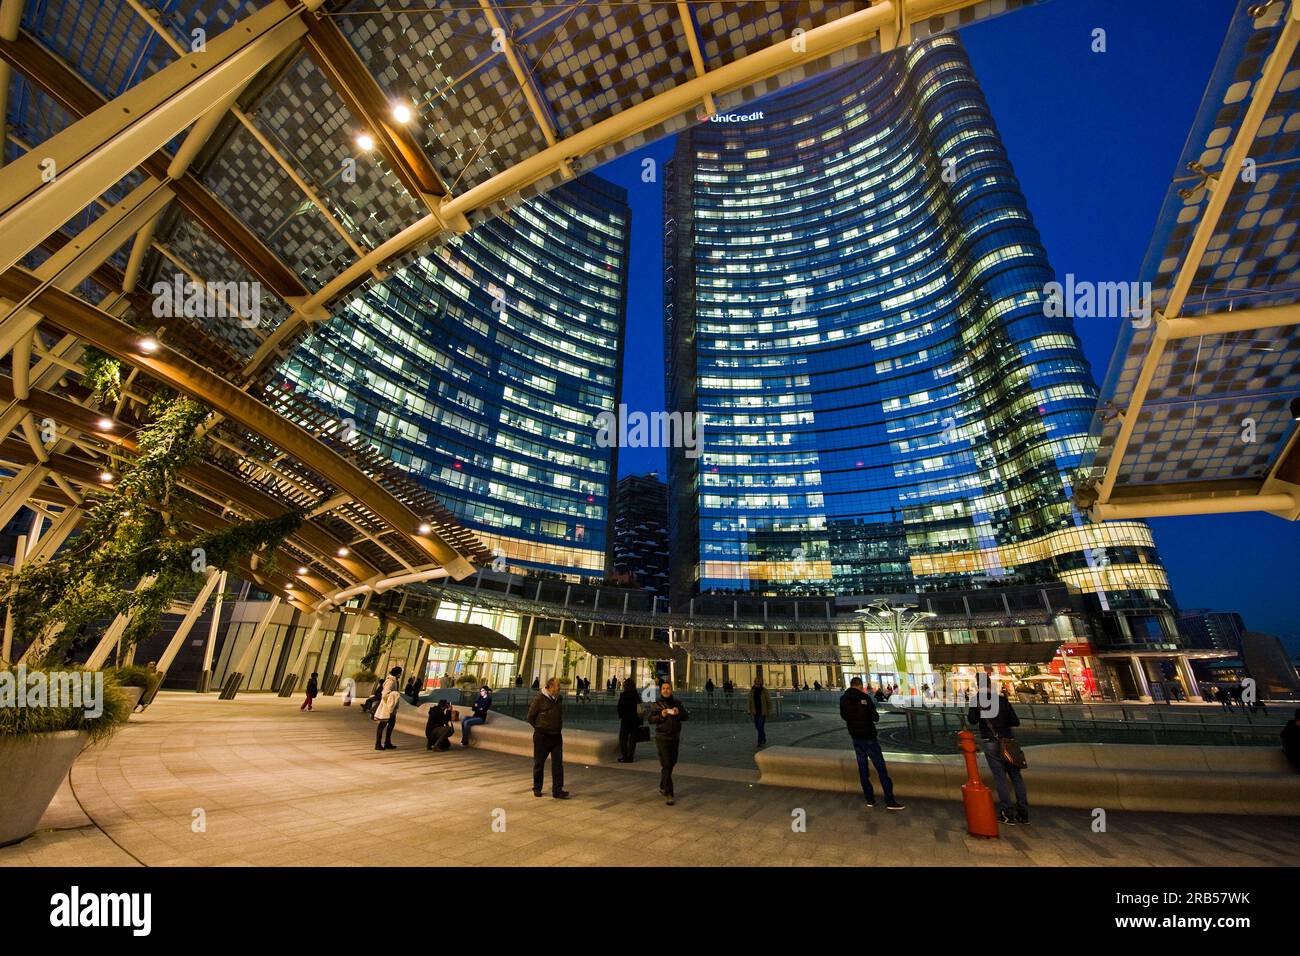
[282,174,631,581]
[665,36,1175,642]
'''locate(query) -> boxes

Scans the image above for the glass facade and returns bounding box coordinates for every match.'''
[665,36,1175,641]
[281,174,631,580]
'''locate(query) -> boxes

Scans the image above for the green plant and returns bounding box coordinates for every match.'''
[0,666,132,742]
[351,668,379,684]
[3,394,302,665]
[108,665,161,694]
[359,618,395,674]
[456,673,480,687]
[80,348,123,406]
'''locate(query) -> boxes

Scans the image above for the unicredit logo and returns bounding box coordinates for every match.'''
[709,110,765,123]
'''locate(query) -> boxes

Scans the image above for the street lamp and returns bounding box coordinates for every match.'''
[854,601,936,695]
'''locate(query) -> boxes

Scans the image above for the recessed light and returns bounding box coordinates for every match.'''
[138,336,159,354]
[417,523,431,534]
[337,547,350,557]
[392,102,412,124]
[96,418,113,430]
[99,470,114,482]
[297,566,309,576]
[356,132,374,151]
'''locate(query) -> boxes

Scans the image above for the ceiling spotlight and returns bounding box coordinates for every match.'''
[336,547,350,558]
[417,522,432,534]
[138,336,159,354]
[96,417,114,431]
[356,132,375,151]
[297,566,309,576]
[391,102,413,124]
[285,582,294,590]
[99,470,114,483]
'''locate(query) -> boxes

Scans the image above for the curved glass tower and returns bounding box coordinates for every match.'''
[666,36,1174,639]
[282,174,630,581]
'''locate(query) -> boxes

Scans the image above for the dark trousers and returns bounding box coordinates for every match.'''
[753,714,767,745]
[426,725,453,750]
[618,722,638,761]
[982,738,1028,816]
[851,737,895,803]
[656,736,679,796]
[532,731,564,794]
[375,716,396,748]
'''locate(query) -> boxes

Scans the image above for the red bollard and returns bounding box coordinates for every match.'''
[958,729,999,838]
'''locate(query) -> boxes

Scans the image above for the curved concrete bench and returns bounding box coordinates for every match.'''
[388,702,619,764]
[754,742,1300,816]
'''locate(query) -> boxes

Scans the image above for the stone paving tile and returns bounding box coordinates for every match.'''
[3,692,1299,868]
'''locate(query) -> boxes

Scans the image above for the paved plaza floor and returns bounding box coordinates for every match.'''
[4,692,1298,867]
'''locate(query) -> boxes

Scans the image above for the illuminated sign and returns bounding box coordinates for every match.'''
[709,110,765,123]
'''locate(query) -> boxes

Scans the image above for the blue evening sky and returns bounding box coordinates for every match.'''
[592,0,1300,649]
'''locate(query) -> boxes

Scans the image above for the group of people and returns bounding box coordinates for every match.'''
[341,664,1036,826]
[1210,684,1268,714]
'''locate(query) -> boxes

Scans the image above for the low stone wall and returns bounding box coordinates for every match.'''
[754,743,1300,816]
[389,701,619,763]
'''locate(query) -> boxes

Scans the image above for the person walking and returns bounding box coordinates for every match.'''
[747,675,772,748]
[374,683,401,751]
[425,699,455,751]
[705,678,715,700]
[968,675,1029,825]
[461,685,492,747]
[650,681,689,805]
[526,677,570,799]
[301,671,319,711]
[617,677,642,763]
[839,677,904,810]
[531,676,540,691]
[515,674,524,688]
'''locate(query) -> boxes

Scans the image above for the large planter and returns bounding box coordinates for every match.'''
[352,681,376,699]
[0,730,89,846]
[121,686,144,714]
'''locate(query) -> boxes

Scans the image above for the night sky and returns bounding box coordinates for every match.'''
[592,0,1300,650]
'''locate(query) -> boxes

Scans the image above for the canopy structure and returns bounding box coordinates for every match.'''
[388,612,517,652]
[925,641,1062,666]
[688,643,854,665]
[1076,0,1300,523]
[567,632,684,662]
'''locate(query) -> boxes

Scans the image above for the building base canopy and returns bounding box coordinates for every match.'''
[926,641,1062,666]
[568,634,684,662]
[389,613,517,651]
[688,644,853,665]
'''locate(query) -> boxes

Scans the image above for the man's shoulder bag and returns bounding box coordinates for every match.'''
[997,734,1027,770]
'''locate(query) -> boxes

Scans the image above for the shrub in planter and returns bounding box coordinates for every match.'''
[350,669,379,697]
[0,666,132,845]
[108,665,162,713]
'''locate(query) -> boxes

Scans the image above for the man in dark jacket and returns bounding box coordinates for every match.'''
[616,678,642,762]
[526,677,570,798]
[649,681,689,805]
[840,677,904,810]
[968,670,1028,825]
[425,699,455,751]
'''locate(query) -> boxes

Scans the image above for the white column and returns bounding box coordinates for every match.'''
[218,597,281,698]
[1129,654,1153,702]
[197,570,227,691]
[154,569,222,675]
